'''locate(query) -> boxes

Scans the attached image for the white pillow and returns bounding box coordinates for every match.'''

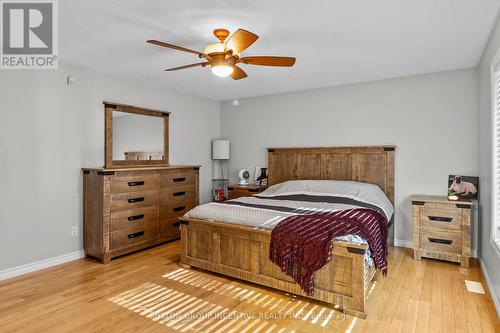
[259,180,394,220]
[259,180,361,197]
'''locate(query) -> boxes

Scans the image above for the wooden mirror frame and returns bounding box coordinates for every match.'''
[104,102,170,168]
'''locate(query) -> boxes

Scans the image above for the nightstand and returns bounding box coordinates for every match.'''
[228,184,266,200]
[412,195,473,267]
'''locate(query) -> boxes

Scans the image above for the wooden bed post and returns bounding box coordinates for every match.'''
[342,248,368,318]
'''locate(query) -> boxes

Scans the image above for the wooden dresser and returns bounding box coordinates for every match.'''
[412,195,473,267]
[83,166,199,263]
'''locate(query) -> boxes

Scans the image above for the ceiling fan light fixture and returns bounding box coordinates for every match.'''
[211,64,233,77]
[203,42,225,54]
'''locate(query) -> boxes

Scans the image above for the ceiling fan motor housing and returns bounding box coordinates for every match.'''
[213,29,230,42]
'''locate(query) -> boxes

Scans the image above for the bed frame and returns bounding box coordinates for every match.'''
[180,146,395,318]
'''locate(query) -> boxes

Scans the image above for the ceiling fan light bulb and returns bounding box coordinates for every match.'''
[211,65,233,77]
[204,42,225,54]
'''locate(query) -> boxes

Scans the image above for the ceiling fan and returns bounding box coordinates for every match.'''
[147,28,296,80]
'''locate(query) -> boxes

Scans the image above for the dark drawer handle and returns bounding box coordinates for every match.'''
[248,189,260,193]
[128,214,144,221]
[128,231,144,239]
[128,181,145,187]
[173,206,186,212]
[127,197,145,203]
[428,216,453,222]
[173,191,186,197]
[173,177,186,182]
[173,222,181,227]
[428,237,452,245]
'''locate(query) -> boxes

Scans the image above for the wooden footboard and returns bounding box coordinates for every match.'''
[179,217,376,318]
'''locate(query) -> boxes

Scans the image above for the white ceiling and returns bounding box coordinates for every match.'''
[60,0,500,101]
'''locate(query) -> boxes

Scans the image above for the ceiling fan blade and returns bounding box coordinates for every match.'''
[165,62,209,71]
[225,29,258,54]
[239,56,296,67]
[147,40,204,57]
[230,65,248,80]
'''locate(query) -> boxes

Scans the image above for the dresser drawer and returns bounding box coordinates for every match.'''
[110,190,159,212]
[110,174,160,194]
[420,208,462,231]
[110,206,159,231]
[159,218,181,239]
[160,185,196,204]
[110,224,158,251]
[420,229,462,255]
[160,170,197,187]
[161,202,197,219]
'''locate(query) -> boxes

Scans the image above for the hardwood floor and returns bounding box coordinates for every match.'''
[0,242,498,333]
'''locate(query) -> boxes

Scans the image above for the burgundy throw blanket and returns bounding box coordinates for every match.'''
[269,208,388,295]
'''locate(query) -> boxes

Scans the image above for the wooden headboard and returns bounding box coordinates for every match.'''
[267,146,395,204]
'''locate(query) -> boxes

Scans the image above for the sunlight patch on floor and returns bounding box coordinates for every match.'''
[367,281,378,297]
[465,280,485,294]
[109,279,350,332]
[109,283,298,333]
[346,317,358,333]
[162,268,349,329]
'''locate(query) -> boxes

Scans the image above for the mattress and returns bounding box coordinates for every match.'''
[185,180,395,266]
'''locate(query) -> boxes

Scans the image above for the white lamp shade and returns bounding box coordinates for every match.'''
[212,140,230,160]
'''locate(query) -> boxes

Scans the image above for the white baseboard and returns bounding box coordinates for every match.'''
[480,259,500,319]
[0,250,85,281]
[393,239,478,258]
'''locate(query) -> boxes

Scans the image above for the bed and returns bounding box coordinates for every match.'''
[179,146,395,318]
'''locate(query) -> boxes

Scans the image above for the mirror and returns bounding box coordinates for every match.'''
[104,103,169,168]
[112,111,164,161]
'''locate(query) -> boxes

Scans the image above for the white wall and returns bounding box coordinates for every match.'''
[221,69,478,247]
[0,63,220,271]
[478,15,500,310]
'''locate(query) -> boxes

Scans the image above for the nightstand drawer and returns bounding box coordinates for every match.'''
[420,208,462,231]
[228,186,265,200]
[228,189,251,199]
[420,229,462,255]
